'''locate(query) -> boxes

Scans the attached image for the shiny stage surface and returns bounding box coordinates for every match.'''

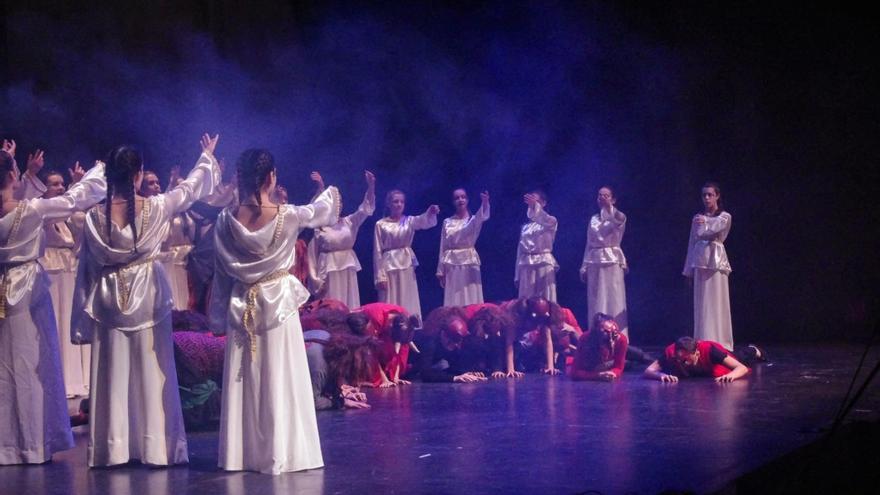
[3,344,878,494]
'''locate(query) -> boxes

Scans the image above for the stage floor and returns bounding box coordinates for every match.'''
[3,344,878,494]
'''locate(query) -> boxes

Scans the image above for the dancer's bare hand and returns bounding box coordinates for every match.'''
[69,161,85,184]
[541,367,561,376]
[201,133,219,154]
[26,149,45,175]
[660,373,679,383]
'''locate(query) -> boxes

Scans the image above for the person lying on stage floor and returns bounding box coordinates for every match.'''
[407,306,487,383]
[304,326,375,410]
[463,302,520,378]
[504,296,583,376]
[570,313,653,381]
[643,336,750,383]
[348,302,421,387]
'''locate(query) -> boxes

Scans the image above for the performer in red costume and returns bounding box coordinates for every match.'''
[349,302,419,387]
[644,336,750,383]
[463,303,518,378]
[572,313,628,381]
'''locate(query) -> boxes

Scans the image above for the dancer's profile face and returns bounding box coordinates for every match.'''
[389,193,405,217]
[141,172,160,197]
[675,349,700,366]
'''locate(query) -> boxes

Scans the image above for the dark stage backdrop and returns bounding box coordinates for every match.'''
[1,1,877,344]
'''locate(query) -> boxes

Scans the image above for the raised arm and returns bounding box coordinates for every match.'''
[33,161,106,221]
[436,219,447,283]
[293,185,341,229]
[411,204,440,230]
[160,134,221,216]
[15,149,47,200]
[527,202,557,229]
[347,170,376,229]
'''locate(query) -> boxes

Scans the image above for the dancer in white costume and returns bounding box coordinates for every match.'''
[72,134,221,467]
[160,167,195,310]
[436,189,490,306]
[0,141,104,464]
[373,190,438,318]
[18,160,93,399]
[683,182,734,351]
[579,186,629,337]
[210,148,339,474]
[308,170,375,308]
[515,191,558,302]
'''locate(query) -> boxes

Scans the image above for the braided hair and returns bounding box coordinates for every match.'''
[236,148,275,205]
[104,146,143,250]
[0,150,15,204]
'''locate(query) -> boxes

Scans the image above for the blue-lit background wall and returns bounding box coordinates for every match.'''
[2,1,876,344]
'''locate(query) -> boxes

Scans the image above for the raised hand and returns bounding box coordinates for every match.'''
[523,193,539,207]
[480,190,490,204]
[364,170,376,189]
[26,149,45,175]
[426,204,440,215]
[310,171,325,190]
[2,139,16,158]
[68,161,85,184]
[200,133,220,155]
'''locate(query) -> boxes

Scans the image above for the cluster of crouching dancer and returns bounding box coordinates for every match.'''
[0,135,765,475]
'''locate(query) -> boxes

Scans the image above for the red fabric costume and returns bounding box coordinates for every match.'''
[571,331,629,380]
[661,340,746,378]
[354,303,410,384]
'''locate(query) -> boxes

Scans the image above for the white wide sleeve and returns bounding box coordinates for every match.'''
[527,203,557,229]
[411,209,439,230]
[696,212,731,240]
[15,171,47,200]
[346,188,376,231]
[373,222,386,285]
[160,152,220,216]
[208,263,233,335]
[33,161,107,221]
[293,186,341,229]
[436,220,447,277]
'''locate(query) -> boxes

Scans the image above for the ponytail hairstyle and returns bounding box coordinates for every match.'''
[104,146,143,250]
[236,148,275,205]
[701,181,724,216]
[0,150,16,204]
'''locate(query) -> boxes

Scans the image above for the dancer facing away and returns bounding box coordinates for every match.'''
[308,170,376,308]
[683,182,734,350]
[436,189,490,306]
[1,141,104,465]
[580,186,629,336]
[16,153,92,399]
[515,190,559,302]
[643,336,749,383]
[210,149,340,474]
[71,134,220,467]
[373,189,439,318]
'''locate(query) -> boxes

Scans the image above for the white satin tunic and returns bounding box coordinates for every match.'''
[308,189,374,294]
[437,202,490,274]
[373,211,438,285]
[515,203,559,281]
[683,211,732,276]
[580,207,627,271]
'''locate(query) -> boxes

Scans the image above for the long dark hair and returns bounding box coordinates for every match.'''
[236,148,275,205]
[104,146,143,250]
[0,151,15,204]
[324,333,377,385]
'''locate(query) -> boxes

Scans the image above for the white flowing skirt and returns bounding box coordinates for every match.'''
[379,267,422,318]
[443,264,484,306]
[325,268,360,309]
[219,314,324,474]
[586,264,628,337]
[517,264,557,303]
[162,261,190,311]
[88,317,189,467]
[0,278,73,464]
[693,268,733,350]
[47,269,91,397]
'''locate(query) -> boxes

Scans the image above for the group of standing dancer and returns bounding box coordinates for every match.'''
[0,133,739,475]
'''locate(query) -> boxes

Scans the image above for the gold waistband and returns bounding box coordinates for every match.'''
[241,270,291,358]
